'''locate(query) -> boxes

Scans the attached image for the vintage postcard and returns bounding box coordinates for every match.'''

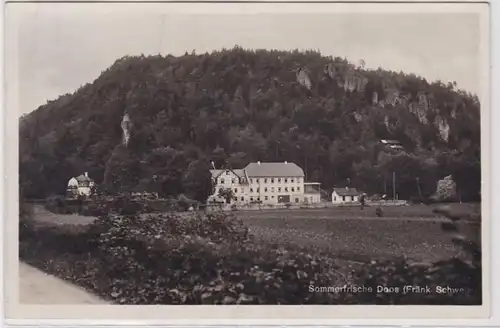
[3,0,492,324]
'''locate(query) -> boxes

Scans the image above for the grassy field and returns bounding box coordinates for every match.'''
[236,202,481,220]
[236,203,480,264]
[29,203,480,265]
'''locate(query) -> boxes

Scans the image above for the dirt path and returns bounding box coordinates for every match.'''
[19,262,108,304]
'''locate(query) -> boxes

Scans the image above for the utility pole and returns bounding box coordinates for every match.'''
[416,177,422,199]
[384,173,387,196]
[304,155,308,181]
[392,171,396,201]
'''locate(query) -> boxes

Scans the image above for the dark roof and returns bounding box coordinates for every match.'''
[333,187,360,196]
[210,169,246,179]
[75,174,93,182]
[244,162,304,177]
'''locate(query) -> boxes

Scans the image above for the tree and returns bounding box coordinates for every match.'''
[103,145,141,194]
[218,188,235,204]
[18,47,480,200]
[182,159,215,203]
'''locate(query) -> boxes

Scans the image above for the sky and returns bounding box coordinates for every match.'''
[9,3,483,115]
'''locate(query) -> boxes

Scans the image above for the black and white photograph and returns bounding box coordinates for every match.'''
[4,0,491,321]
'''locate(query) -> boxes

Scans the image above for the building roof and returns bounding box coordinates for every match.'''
[75,174,93,183]
[244,162,304,177]
[210,168,246,179]
[210,169,224,179]
[333,187,360,196]
[67,177,78,187]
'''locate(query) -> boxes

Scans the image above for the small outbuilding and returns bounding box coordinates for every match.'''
[332,187,360,204]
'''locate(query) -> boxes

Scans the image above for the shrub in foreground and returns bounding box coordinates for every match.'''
[19,210,481,305]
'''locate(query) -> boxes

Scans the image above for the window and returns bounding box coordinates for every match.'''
[232,178,235,183]
[272,196,275,199]
[257,188,260,192]
[250,179,253,184]
[291,187,295,192]
[342,196,346,201]
[221,178,225,184]
[226,171,230,175]
[291,178,295,183]
[250,188,253,192]
[257,197,261,201]
[278,178,281,182]
[264,187,268,192]
[284,178,288,183]
[241,197,244,201]
[256,179,260,183]
[250,197,254,201]
[295,198,299,203]
[334,196,337,201]
[271,178,274,183]
[297,187,300,191]
[234,188,238,193]
[285,187,288,192]
[265,196,268,200]
[278,187,281,192]
[264,178,268,183]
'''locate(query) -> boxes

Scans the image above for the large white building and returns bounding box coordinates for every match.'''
[207,161,321,206]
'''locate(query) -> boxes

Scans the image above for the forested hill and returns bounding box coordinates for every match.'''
[19,46,481,201]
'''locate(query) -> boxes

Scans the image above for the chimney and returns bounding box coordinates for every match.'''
[257,161,261,165]
[85,172,88,178]
[211,161,216,169]
[284,161,287,164]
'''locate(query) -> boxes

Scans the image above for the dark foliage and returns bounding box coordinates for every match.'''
[19,47,480,201]
[19,203,481,305]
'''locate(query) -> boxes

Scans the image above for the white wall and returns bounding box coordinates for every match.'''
[208,173,306,205]
[209,170,246,204]
[304,193,321,204]
[332,192,359,204]
[248,176,304,205]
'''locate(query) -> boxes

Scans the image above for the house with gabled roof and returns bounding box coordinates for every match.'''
[332,187,360,204]
[207,161,321,206]
[66,172,95,198]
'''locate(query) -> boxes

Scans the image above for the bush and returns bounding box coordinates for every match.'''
[19,207,481,305]
[44,195,68,214]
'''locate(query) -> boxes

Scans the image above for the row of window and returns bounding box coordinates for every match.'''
[218,177,302,185]
[333,196,356,202]
[249,177,301,184]
[224,186,301,194]
[232,196,301,203]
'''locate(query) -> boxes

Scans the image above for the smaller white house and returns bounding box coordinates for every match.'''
[67,172,95,198]
[332,187,360,204]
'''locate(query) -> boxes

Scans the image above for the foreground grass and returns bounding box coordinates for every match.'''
[236,202,481,220]
[31,204,479,264]
[241,216,475,263]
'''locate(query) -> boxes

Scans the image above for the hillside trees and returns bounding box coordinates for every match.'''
[19,47,481,201]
